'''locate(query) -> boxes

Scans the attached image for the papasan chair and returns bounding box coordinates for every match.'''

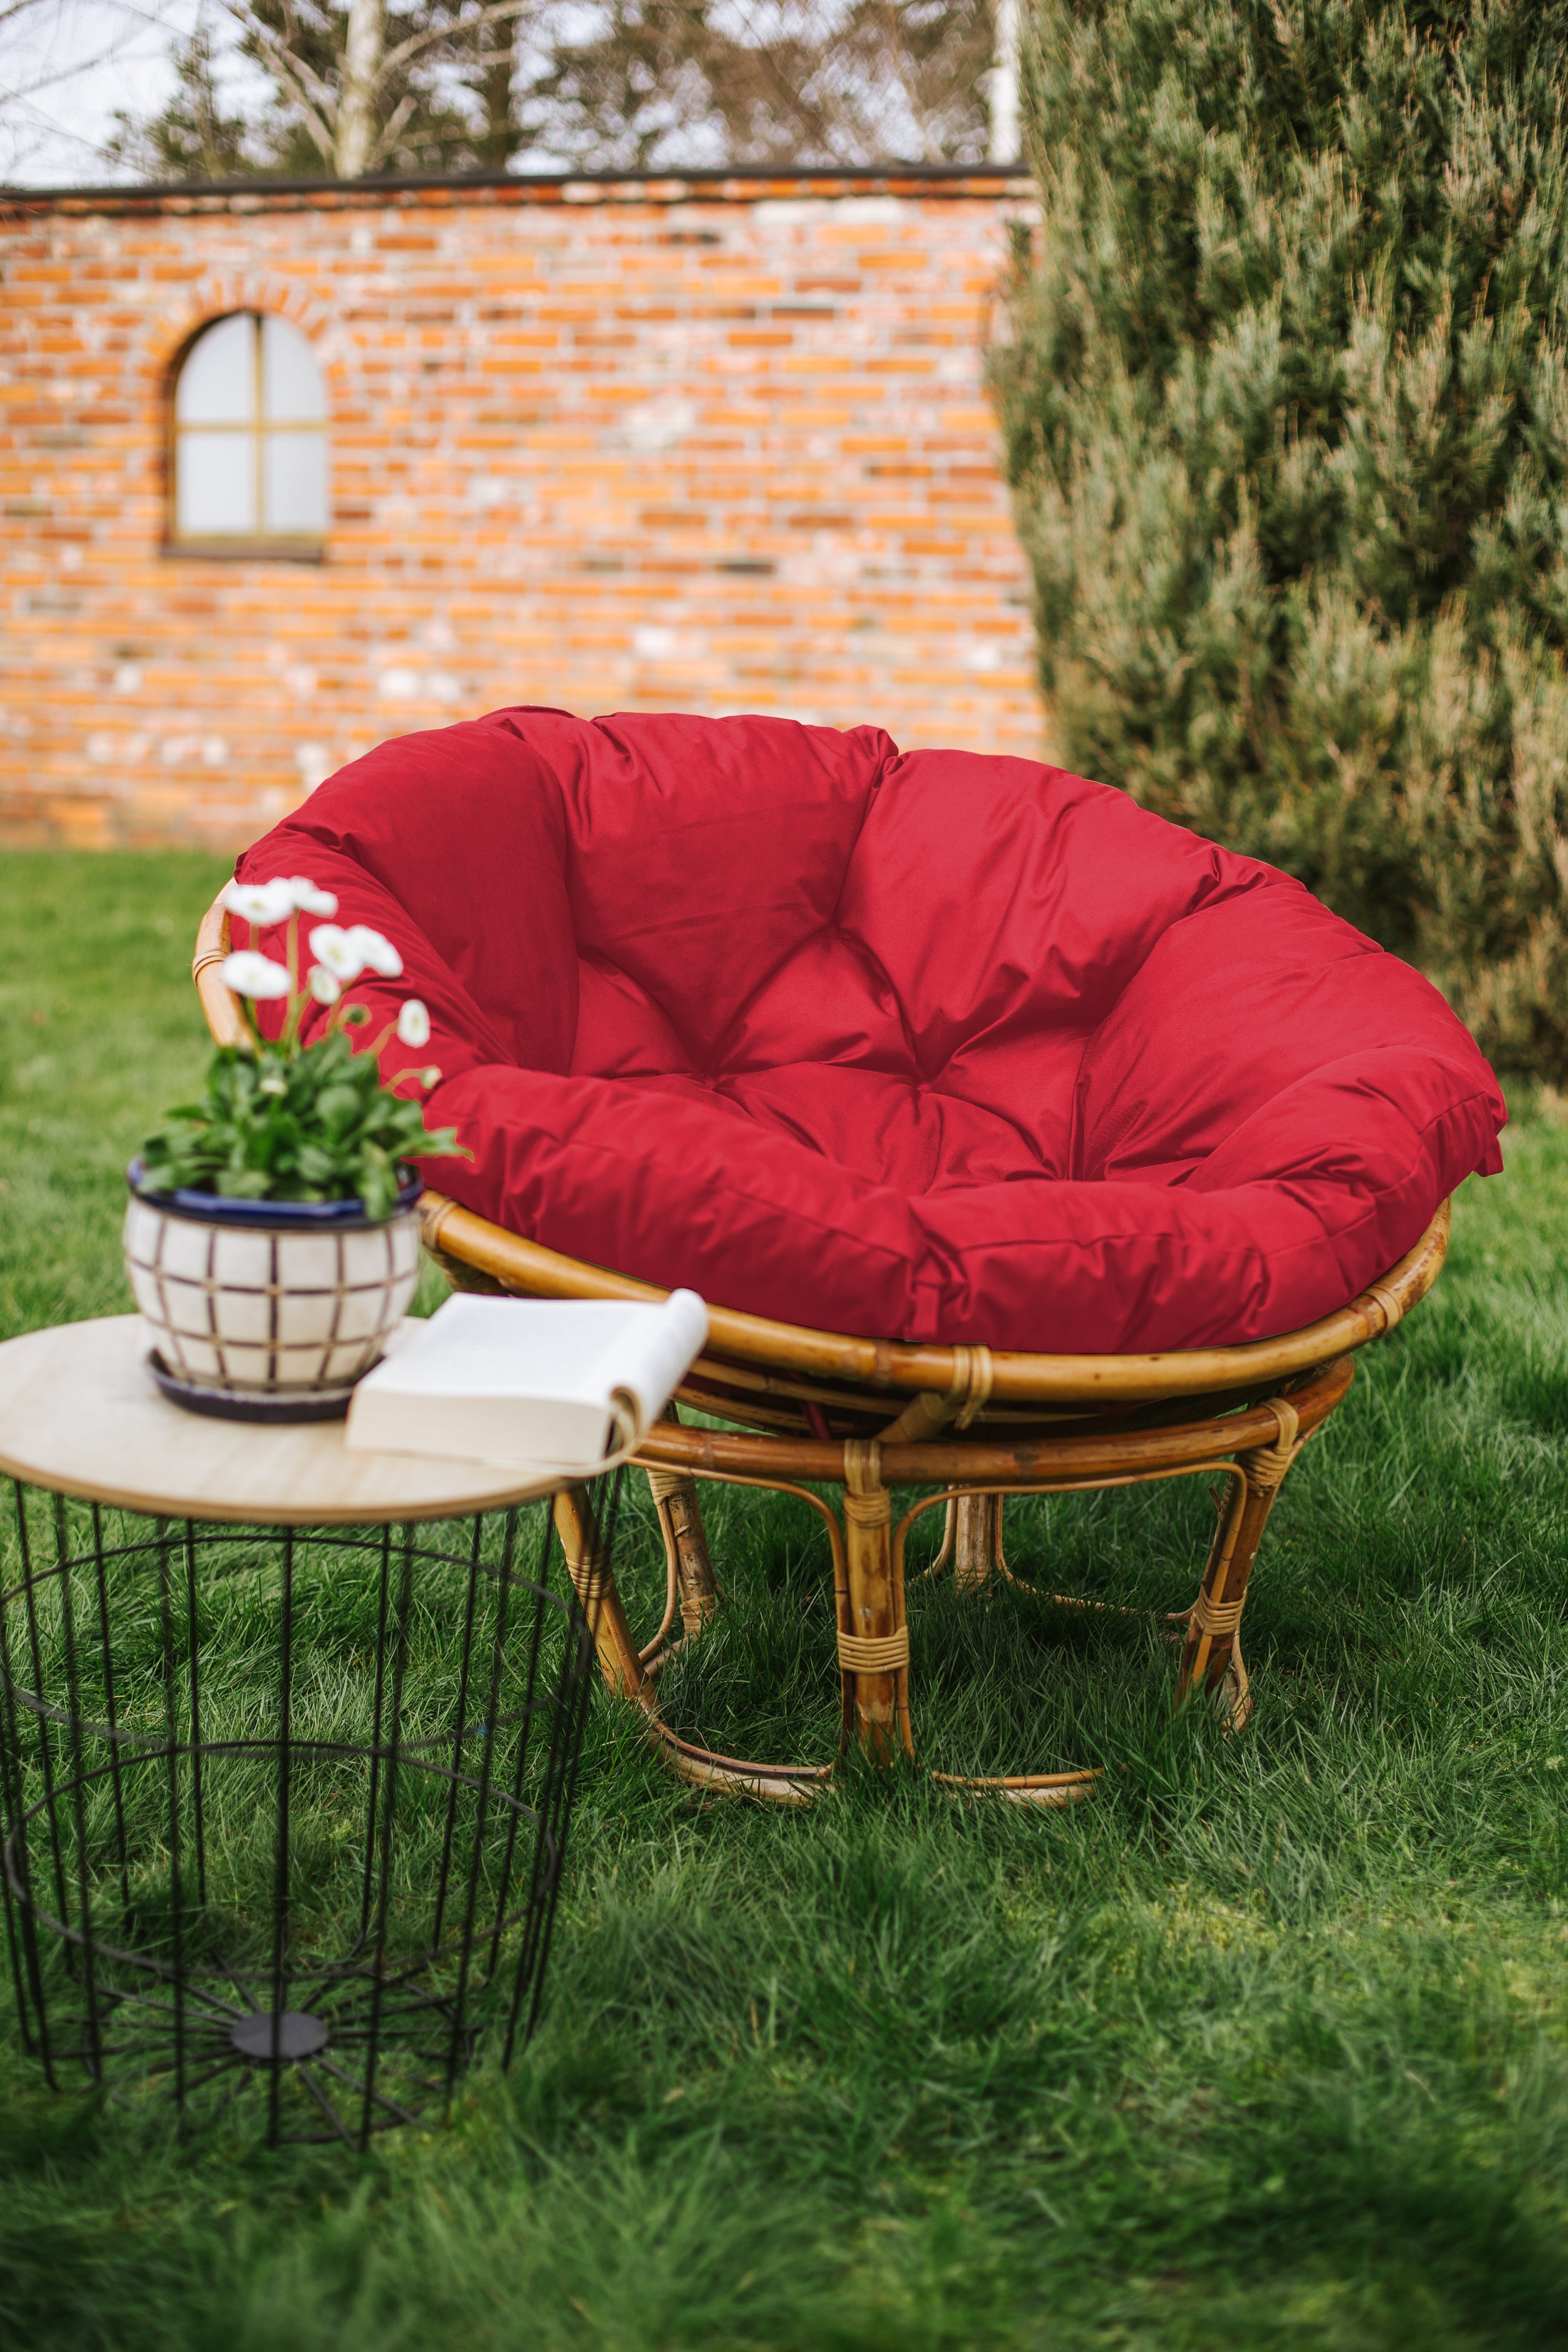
[196,709,1505,1804]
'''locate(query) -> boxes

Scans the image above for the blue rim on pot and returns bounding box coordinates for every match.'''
[125,1157,423,1229]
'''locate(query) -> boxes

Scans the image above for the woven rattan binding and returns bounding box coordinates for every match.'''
[1366,1280,1404,1333]
[1244,1397,1301,1492]
[1187,1588,1247,1639]
[837,1629,911,1672]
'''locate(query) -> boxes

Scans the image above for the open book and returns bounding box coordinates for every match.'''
[344,1289,709,1473]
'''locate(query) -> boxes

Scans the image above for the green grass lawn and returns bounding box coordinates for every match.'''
[4,848,1568,2351]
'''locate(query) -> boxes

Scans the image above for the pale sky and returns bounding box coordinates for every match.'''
[0,0,207,182]
[0,0,626,185]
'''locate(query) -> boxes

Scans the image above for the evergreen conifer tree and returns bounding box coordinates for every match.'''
[996,0,1568,1076]
[103,17,257,180]
[519,0,993,169]
[105,0,526,180]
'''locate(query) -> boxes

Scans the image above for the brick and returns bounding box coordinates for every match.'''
[0,171,1043,843]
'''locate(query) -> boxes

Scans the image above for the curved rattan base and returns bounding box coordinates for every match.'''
[545,1351,1357,1802]
[192,892,1450,1801]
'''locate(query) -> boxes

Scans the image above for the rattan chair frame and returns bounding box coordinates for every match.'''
[195,892,1448,1805]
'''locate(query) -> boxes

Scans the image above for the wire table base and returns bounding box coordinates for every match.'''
[0,1473,619,2147]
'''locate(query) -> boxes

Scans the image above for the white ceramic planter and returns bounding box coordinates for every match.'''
[124,1163,422,1416]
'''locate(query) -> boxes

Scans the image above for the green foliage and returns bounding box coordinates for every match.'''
[104,0,518,182]
[520,0,994,171]
[995,0,1568,1079]
[103,0,992,185]
[7,850,1568,2347]
[138,1026,461,1217]
[103,16,259,182]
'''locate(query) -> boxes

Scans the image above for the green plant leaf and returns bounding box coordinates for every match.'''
[140,1027,468,1214]
[214,1165,275,1200]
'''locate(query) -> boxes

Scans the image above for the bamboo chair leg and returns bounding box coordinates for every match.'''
[953,1491,1001,1589]
[669,1484,720,1631]
[653,1478,720,1636]
[644,1415,720,1637]
[553,1487,647,1701]
[1174,1405,1303,1725]
[840,1442,911,1763]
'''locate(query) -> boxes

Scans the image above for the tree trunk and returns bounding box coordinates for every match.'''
[988,0,1021,163]
[336,0,385,177]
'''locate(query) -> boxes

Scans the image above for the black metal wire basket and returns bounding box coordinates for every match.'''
[0,1474,618,2147]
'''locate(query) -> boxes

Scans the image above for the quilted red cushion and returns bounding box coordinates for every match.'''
[235,708,1505,1352]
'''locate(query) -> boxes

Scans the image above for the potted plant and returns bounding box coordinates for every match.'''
[124,875,465,1420]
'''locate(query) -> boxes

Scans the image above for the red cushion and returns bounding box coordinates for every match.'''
[236,709,1505,1352]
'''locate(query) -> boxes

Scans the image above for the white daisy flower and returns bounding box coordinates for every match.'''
[220,877,296,928]
[217,951,292,1001]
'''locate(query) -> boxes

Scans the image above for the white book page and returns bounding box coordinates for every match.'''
[356,1297,639,1401]
[587,1289,708,1442]
[344,1291,708,1468]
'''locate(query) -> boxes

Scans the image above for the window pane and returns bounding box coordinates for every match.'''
[262,316,326,423]
[177,430,257,535]
[262,430,327,534]
[176,314,256,425]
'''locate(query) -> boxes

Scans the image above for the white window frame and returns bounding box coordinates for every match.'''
[168,311,328,559]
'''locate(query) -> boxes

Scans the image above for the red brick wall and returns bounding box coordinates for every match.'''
[0,170,1044,847]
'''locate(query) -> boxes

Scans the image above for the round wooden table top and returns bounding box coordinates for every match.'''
[0,1316,599,1525]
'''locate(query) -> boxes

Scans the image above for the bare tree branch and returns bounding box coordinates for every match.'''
[217,0,339,115]
[373,0,532,92]
[239,33,336,156]
[363,77,413,164]
[94,0,996,186]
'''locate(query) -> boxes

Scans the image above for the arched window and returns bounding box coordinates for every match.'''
[171,312,327,552]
